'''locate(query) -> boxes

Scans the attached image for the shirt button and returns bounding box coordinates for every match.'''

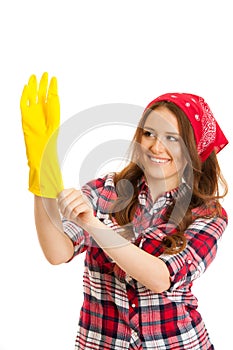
[131,303,136,308]
[187,259,192,264]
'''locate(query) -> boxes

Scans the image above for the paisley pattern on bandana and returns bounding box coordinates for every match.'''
[197,97,216,155]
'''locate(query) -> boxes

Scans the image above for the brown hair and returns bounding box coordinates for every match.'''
[110,101,228,254]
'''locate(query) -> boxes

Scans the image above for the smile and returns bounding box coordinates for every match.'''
[148,156,171,164]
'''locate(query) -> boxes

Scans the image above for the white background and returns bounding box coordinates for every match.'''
[0,1,232,349]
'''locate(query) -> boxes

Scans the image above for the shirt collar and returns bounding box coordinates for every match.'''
[137,176,190,207]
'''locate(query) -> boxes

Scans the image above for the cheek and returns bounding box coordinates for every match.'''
[169,144,186,165]
[139,138,150,149]
[173,155,187,174]
[167,142,182,156]
[135,140,148,157]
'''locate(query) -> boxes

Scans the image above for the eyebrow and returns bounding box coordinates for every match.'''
[143,126,180,135]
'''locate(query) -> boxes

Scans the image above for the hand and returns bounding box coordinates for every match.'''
[58,189,95,226]
[20,72,63,198]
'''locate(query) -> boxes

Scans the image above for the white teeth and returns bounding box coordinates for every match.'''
[150,157,169,163]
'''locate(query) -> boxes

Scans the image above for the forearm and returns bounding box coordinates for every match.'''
[83,218,170,293]
[34,196,74,264]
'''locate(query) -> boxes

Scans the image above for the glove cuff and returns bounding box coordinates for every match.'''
[28,159,64,198]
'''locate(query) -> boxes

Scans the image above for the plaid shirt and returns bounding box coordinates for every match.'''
[62,173,227,350]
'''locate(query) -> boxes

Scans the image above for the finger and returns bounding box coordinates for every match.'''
[27,74,38,105]
[48,76,58,96]
[59,189,91,208]
[47,76,60,128]
[38,72,48,104]
[20,84,29,116]
[64,201,91,221]
[61,198,82,219]
[58,188,78,203]
[59,196,78,218]
[60,192,85,214]
[72,202,90,219]
[58,189,82,211]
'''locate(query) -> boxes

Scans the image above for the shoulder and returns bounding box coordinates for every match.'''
[191,202,228,224]
[82,172,116,192]
[81,173,117,209]
[187,205,228,242]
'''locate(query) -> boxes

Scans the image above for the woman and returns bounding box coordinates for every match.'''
[21,74,228,349]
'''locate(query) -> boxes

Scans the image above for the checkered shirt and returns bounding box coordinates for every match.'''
[62,173,227,350]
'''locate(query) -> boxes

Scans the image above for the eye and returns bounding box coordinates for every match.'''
[143,130,155,138]
[166,135,179,142]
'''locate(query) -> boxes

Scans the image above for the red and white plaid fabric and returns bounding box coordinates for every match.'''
[62,173,227,349]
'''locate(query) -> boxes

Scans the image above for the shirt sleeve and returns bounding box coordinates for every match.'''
[62,218,90,258]
[62,177,107,259]
[159,214,228,291]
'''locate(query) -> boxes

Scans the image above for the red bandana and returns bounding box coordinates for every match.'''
[145,93,228,162]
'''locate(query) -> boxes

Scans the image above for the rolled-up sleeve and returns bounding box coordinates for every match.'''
[61,177,108,260]
[62,219,90,258]
[159,215,228,291]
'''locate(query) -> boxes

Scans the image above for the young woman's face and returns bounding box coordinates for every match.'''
[139,106,187,190]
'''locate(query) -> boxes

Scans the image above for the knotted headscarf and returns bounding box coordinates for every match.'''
[145,93,228,162]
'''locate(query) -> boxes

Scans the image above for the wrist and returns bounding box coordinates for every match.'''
[83,218,130,249]
[28,164,63,198]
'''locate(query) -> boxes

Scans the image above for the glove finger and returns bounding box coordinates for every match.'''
[28,74,38,105]
[47,76,60,129]
[20,84,29,116]
[48,76,58,96]
[38,72,48,104]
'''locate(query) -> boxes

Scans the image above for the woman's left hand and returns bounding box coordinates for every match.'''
[58,188,95,227]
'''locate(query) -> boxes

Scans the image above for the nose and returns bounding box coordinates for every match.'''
[149,136,166,153]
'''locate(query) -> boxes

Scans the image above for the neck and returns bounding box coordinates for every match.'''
[145,176,180,202]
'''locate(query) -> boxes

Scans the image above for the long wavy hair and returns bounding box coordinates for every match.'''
[110,101,228,254]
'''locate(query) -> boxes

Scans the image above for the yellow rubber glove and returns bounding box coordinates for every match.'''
[20,72,63,198]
